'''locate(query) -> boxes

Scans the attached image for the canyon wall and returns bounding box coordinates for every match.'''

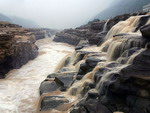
[0,22,38,78]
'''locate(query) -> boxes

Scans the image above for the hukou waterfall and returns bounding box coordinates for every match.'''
[0,10,150,113]
[36,13,150,113]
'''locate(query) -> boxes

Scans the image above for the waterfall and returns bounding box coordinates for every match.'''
[67,65,100,96]
[103,19,109,32]
[97,19,109,35]
[104,16,142,41]
[100,15,150,61]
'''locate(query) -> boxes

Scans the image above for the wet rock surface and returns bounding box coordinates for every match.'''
[40,72,77,95]
[140,24,150,38]
[39,14,150,113]
[40,96,69,111]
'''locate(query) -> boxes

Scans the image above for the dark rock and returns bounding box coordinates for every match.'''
[47,72,76,88]
[77,63,88,76]
[75,46,84,50]
[106,62,120,68]
[113,33,131,37]
[55,75,75,88]
[39,81,59,95]
[77,57,103,80]
[70,98,111,113]
[135,15,150,32]
[54,77,64,87]
[76,74,84,80]
[145,42,150,48]
[40,96,69,111]
[86,57,102,68]
[79,63,87,70]
[94,67,110,83]
[85,89,99,100]
[140,24,150,38]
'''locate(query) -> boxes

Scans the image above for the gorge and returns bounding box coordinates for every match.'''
[0,7,150,113]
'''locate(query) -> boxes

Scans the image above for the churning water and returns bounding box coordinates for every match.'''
[0,38,74,113]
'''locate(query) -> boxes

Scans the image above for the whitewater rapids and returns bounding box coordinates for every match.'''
[0,38,74,113]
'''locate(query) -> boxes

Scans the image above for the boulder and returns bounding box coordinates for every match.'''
[86,57,102,68]
[39,81,60,95]
[135,15,150,32]
[70,98,111,113]
[140,24,150,38]
[47,72,76,88]
[40,96,69,111]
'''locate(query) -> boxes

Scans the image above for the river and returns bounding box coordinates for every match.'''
[0,38,74,113]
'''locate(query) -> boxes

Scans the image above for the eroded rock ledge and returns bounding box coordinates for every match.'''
[0,22,38,78]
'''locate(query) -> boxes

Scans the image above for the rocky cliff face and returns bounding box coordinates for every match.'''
[53,20,107,46]
[0,22,38,78]
[39,13,150,113]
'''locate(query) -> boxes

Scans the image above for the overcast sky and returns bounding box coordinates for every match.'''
[0,0,113,29]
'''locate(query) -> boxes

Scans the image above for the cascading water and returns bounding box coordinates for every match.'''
[102,19,109,32]
[100,14,150,61]
[65,14,150,104]
[104,16,142,41]
[96,19,110,45]
[44,14,150,113]
[0,38,74,113]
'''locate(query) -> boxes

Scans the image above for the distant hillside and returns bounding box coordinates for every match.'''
[0,13,40,28]
[95,0,150,20]
[0,13,11,22]
[10,16,40,28]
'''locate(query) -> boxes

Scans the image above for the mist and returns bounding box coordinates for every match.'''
[0,0,113,29]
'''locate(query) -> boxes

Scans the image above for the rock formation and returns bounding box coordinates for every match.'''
[0,22,38,78]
